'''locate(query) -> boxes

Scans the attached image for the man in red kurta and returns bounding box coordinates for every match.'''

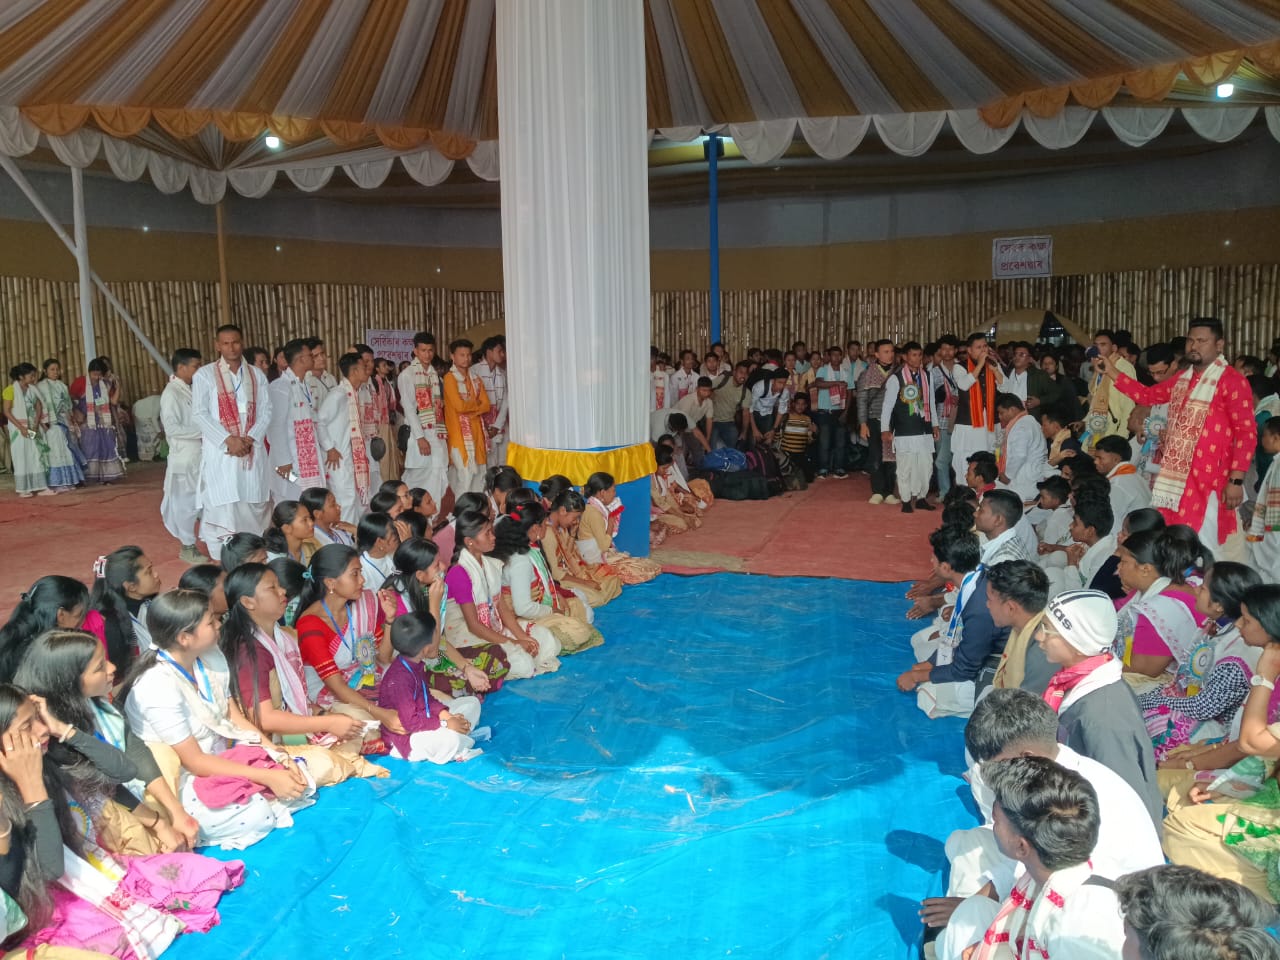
[1101,318,1254,553]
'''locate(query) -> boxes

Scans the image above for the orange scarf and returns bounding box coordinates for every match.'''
[967,361,997,430]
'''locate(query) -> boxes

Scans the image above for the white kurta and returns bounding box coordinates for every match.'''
[266,371,327,502]
[950,363,1000,480]
[316,383,369,525]
[397,361,448,513]
[191,361,272,559]
[999,414,1047,503]
[1108,466,1152,528]
[947,744,1164,899]
[159,377,201,546]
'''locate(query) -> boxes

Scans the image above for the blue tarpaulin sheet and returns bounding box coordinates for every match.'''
[168,574,973,960]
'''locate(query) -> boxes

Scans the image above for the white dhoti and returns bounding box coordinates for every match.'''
[951,424,995,482]
[1252,535,1280,581]
[936,894,1000,960]
[391,696,483,764]
[894,434,935,501]
[161,444,202,547]
[200,500,270,562]
[448,447,485,497]
[911,624,941,662]
[327,463,371,526]
[401,440,449,518]
[487,435,508,466]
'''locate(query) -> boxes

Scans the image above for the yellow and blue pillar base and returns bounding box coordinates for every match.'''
[507,441,656,557]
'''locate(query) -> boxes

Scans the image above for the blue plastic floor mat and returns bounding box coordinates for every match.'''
[167,574,972,960]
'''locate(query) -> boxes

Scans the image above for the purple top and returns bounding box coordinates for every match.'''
[444,565,474,606]
[377,655,444,757]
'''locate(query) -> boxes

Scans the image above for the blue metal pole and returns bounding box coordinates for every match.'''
[707,133,721,345]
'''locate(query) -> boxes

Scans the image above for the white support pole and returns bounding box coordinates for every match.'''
[496,0,653,554]
[0,156,173,375]
[71,166,97,373]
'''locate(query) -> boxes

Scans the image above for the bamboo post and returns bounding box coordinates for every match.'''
[215,202,231,327]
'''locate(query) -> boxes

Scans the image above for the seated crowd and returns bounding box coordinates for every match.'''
[883,323,1280,956]
[4,324,1280,956]
[0,448,662,955]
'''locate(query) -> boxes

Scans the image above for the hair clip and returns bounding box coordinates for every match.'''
[218,533,234,544]
[92,556,108,579]
[302,568,314,581]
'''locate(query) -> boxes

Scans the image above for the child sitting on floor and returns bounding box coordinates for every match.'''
[380,611,488,763]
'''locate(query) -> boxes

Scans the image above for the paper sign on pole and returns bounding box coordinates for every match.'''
[992,236,1053,279]
[364,329,418,363]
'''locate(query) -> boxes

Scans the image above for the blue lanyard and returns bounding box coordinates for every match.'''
[297,374,312,407]
[156,650,214,703]
[320,597,356,658]
[91,700,125,750]
[947,569,981,639]
[399,657,431,707]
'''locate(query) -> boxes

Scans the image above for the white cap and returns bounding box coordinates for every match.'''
[1043,589,1117,656]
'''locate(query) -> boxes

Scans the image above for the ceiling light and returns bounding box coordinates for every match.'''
[274,244,282,252]
[141,225,149,233]
[1216,82,1234,99]
[264,134,282,150]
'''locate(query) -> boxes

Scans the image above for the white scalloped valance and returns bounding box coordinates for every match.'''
[0,105,1276,205]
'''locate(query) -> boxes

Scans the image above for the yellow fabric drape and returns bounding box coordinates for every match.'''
[508,442,657,487]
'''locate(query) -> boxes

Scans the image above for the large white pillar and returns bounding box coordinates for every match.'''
[497,0,654,555]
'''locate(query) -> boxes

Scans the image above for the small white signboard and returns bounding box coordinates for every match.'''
[992,236,1053,279]
[364,329,418,363]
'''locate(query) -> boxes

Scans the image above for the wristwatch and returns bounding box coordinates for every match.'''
[1251,675,1276,691]
[1229,478,1244,486]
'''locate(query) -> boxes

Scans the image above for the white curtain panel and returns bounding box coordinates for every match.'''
[1023,106,1096,150]
[400,148,454,186]
[341,157,394,189]
[147,152,189,194]
[226,168,277,199]
[798,116,870,158]
[466,139,500,181]
[1183,106,1259,142]
[655,125,705,143]
[947,109,1019,154]
[729,118,797,164]
[874,111,947,156]
[48,129,101,168]
[0,105,38,155]
[496,0,649,451]
[102,136,148,181]
[285,166,334,192]
[1102,106,1174,146]
[1268,106,1280,143]
[187,167,226,205]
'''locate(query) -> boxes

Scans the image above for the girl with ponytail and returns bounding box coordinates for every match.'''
[0,575,92,682]
[1115,526,1210,681]
[493,503,602,657]
[219,564,386,785]
[441,510,549,681]
[263,499,318,564]
[577,471,661,585]
[122,589,314,850]
[380,538,506,698]
[0,681,243,955]
[88,546,162,671]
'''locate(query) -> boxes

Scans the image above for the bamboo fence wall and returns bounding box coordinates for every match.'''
[2,263,1276,402]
